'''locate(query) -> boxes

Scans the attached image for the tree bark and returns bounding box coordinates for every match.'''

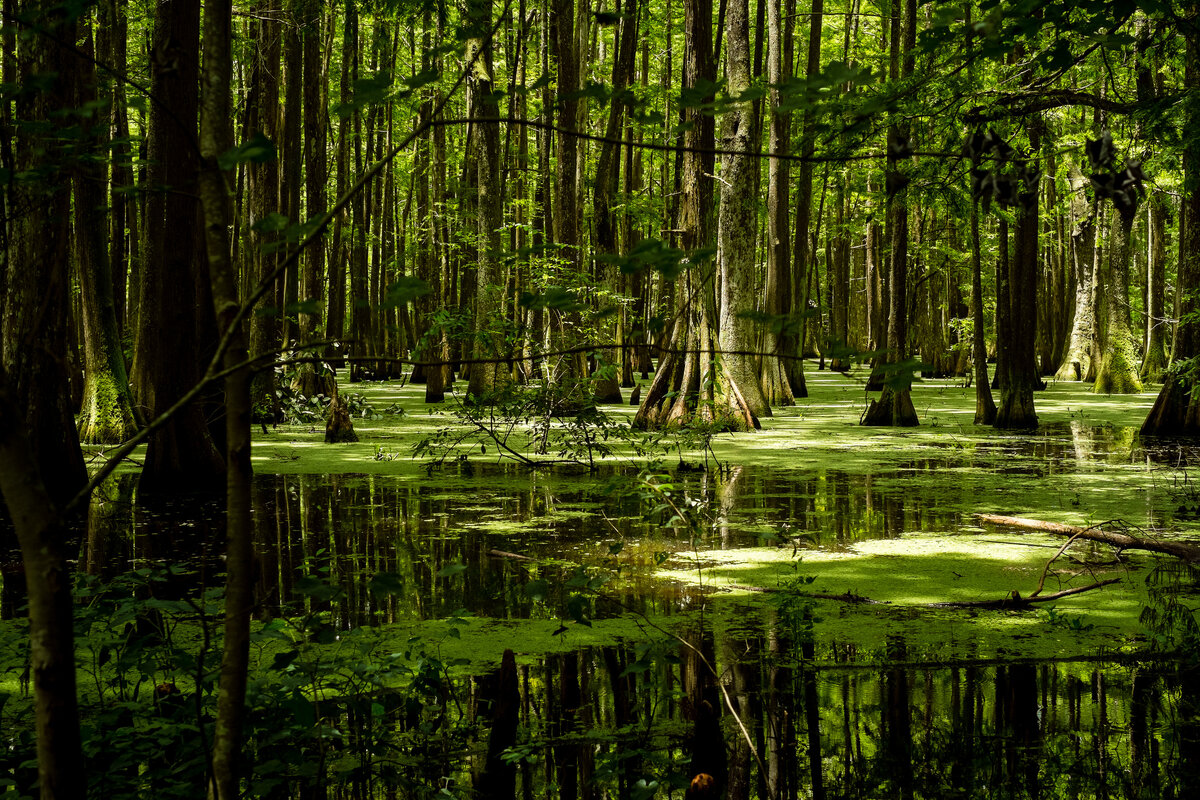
[970,196,997,424]
[590,0,638,405]
[995,140,1041,428]
[466,0,507,396]
[1141,193,1170,381]
[787,0,825,398]
[633,0,718,429]
[977,514,1200,562]
[717,0,770,427]
[2,2,87,509]
[1093,206,1144,394]
[0,369,84,800]
[247,0,283,424]
[1055,165,1097,381]
[863,0,917,427]
[760,0,797,402]
[74,19,138,444]
[133,0,225,495]
[196,1,255,796]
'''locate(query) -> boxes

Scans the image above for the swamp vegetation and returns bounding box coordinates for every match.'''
[8,0,1200,796]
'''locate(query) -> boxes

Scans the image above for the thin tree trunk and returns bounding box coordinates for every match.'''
[196,1,254,796]
[467,0,507,395]
[787,0,824,398]
[970,197,996,424]
[1141,193,1170,381]
[760,0,796,402]
[0,370,84,800]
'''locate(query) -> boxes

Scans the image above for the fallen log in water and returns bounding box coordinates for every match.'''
[975,514,1200,562]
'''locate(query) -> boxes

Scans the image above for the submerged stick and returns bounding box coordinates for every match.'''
[931,577,1121,609]
[975,514,1200,562]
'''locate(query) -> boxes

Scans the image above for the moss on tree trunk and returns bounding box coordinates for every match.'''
[1093,209,1143,395]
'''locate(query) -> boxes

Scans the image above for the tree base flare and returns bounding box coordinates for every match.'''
[861,386,918,427]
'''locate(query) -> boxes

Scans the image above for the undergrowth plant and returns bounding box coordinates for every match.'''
[413,380,646,471]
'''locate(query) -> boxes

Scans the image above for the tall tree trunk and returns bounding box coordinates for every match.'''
[466,0,507,395]
[717,0,769,428]
[280,8,303,347]
[1143,16,1200,435]
[548,0,587,384]
[1055,164,1096,381]
[760,0,796,402]
[248,0,283,424]
[970,196,996,424]
[132,0,225,494]
[1141,192,1170,381]
[590,0,638,404]
[787,0,824,398]
[863,0,917,426]
[99,0,135,338]
[0,370,85,800]
[994,132,1042,427]
[0,3,87,794]
[633,0,717,429]
[3,3,87,509]
[196,1,254,797]
[74,19,138,444]
[1093,205,1144,394]
[296,0,333,396]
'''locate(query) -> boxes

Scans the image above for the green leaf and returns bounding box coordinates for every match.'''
[518,286,585,312]
[251,211,289,234]
[218,132,276,170]
[436,563,467,578]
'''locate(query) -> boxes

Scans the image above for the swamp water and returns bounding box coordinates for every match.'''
[6,372,1200,798]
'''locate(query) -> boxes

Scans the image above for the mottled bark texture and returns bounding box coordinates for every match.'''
[466,0,507,397]
[633,0,717,429]
[1055,165,1097,381]
[1093,207,1144,394]
[716,0,769,428]
[75,21,138,444]
[863,0,917,427]
[1141,193,1170,381]
[970,197,996,424]
[590,0,637,405]
[760,0,796,403]
[248,0,283,424]
[994,158,1041,429]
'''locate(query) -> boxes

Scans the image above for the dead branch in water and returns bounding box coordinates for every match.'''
[975,514,1200,562]
[929,577,1122,609]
